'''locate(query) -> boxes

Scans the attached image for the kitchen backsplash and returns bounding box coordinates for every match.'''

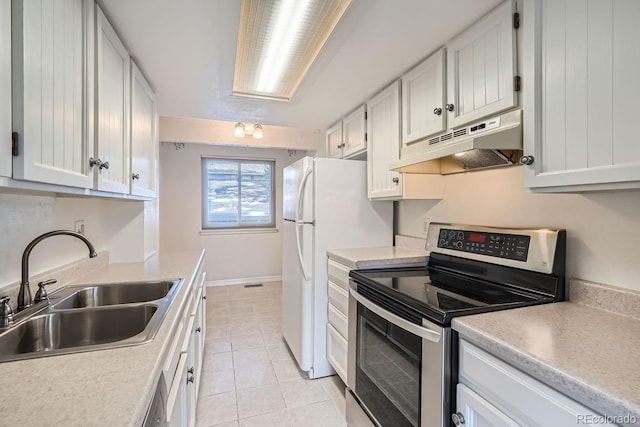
[570,279,640,321]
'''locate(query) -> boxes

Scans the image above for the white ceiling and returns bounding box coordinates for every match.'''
[99,0,501,130]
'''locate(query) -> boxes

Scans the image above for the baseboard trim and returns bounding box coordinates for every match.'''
[206,275,282,287]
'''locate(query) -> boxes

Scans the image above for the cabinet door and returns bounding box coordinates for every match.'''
[523,0,640,190]
[456,384,519,427]
[326,121,343,159]
[166,352,188,427]
[130,61,157,197]
[96,6,130,193]
[12,0,95,187]
[367,80,402,199]
[342,104,367,158]
[402,49,446,145]
[446,0,517,128]
[0,0,10,178]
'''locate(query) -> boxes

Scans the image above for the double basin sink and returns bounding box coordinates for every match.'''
[0,279,183,363]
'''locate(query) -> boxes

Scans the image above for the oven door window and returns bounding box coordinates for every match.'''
[356,303,421,427]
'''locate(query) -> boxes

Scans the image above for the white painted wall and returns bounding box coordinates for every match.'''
[159,142,306,282]
[396,166,640,291]
[0,193,151,288]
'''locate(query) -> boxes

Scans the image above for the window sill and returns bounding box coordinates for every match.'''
[199,228,279,236]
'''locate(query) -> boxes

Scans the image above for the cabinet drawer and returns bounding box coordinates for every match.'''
[328,281,348,315]
[327,323,348,386]
[163,318,185,387]
[328,259,351,289]
[459,340,613,427]
[328,303,348,339]
[166,351,188,426]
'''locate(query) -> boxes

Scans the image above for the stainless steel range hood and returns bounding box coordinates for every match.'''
[390,109,522,174]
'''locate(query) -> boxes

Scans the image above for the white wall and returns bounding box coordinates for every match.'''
[396,166,640,291]
[0,193,150,288]
[159,142,306,282]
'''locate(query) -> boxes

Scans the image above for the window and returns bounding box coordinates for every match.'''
[202,157,275,229]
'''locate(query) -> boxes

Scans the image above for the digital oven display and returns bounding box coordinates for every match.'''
[468,232,486,243]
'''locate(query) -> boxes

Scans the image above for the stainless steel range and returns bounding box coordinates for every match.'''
[346,223,566,427]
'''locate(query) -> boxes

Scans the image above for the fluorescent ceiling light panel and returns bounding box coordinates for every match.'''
[233,0,353,101]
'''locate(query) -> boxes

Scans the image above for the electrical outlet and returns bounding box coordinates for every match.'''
[423,217,430,235]
[74,220,85,235]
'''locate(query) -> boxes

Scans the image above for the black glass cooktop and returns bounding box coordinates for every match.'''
[350,266,552,326]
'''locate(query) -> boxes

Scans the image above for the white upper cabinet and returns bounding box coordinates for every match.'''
[446,0,517,129]
[326,121,343,159]
[402,48,446,145]
[325,105,367,160]
[523,0,640,191]
[130,61,157,197]
[95,6,130,193]
[12,0,95,188]
[342,105,367,158]
[367,81,402,199]
[0,0,11,178]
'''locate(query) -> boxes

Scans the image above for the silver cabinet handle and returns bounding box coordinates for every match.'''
[187,367,194,374]
[452,412,465,425]
[392,176,399,184]
[132,173,140,180]
[89,157,102,169]
[519,155,535,165]
[99,161,109,170]
[349,287,441,343]
[433,107,442,116]
[445,103,455,112]
[187,374,194,384]
[196,327,201,333]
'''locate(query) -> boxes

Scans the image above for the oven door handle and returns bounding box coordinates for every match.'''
[349,288,442,343]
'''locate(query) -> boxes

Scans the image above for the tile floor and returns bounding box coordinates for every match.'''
[196,282,348,427]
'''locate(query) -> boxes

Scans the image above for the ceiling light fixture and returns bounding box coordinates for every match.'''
[234,122,264,139]
[233,0,354,101]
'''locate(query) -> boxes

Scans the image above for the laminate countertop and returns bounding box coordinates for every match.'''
[326,246,428,270]
[0,250,205,427]
[453,301,640,425]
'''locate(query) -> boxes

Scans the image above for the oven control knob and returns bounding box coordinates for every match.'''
[455,241,463,249]
[457,231,464,240]
[452,412,466,425]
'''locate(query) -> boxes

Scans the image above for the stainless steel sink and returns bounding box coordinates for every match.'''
[51,280,177,309]
[0,278,184,363]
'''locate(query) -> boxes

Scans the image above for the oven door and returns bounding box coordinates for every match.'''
[347,280,451,427]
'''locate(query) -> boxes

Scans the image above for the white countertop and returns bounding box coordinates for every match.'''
[326,246,428,269]
[0,250,205,427]
[453,302,640,424]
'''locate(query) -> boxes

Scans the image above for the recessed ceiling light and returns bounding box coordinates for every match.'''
[233,0,354,101]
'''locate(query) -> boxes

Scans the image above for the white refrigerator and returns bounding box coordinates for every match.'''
[282,156,393,379]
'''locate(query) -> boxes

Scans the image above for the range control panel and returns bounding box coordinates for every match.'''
[437,228,531,262]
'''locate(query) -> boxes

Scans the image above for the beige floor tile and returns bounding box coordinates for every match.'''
[202,351,233,372]
[211,422,238,427]
[262,332,286,345]
[331,396,346,420]
[199,369,235,397]
[279,378,329,408]
[266,341,292,361]
[229,305,255,315]
[196,392,238,426]
[259,321,281,335]
[272,358,307,382]
[289,400,346,427]
[232,348,271,366]
[207,307,231,319]
[209,325,231,338]
[207,316,230,327]
[230,321,262,337]
[205,337,232,354]
[231,333,265,351]
[234,361,278,390]
[238,408,293,427]
[236,384,286,419]
[318,375,346,399]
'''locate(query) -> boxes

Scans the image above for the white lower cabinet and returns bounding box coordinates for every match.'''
[456,339,616,427]
[166,269,207,427]
[326,258,351,385]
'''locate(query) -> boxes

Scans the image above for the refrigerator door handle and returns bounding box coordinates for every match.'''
[295,167,313,281]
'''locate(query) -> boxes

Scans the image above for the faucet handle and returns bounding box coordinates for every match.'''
[34,279,57,303]
[0,296,14,327]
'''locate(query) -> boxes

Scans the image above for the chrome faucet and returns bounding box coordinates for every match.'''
[17,230,97,311]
